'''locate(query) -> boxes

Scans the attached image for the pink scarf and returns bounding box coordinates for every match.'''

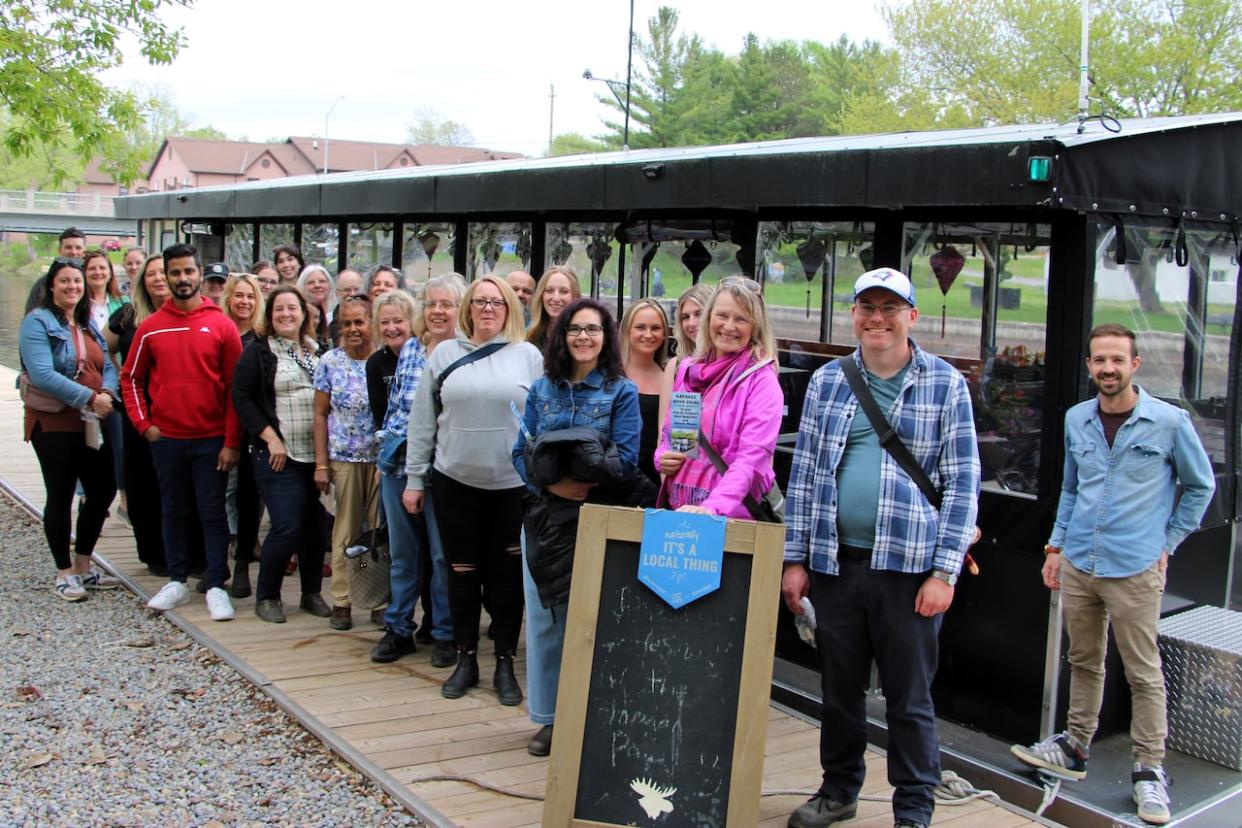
[682,349,750,394]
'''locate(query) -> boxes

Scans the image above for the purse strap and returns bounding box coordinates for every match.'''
[70,322,87,380]
[697,432,767,522]
[433,342,506,418]
[839,356,942,510]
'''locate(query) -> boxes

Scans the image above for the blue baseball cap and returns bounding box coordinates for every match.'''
[853,267,916,308]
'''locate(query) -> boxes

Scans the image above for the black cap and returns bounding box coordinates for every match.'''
[203,262,229,281]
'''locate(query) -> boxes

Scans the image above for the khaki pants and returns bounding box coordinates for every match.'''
[329,461,379,607]
[1060,558,1167,765]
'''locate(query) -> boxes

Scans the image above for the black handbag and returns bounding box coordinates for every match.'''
[697,433,785,523]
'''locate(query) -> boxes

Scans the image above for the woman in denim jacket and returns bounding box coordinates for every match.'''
[19,259,120,601]
[512,297,641,757]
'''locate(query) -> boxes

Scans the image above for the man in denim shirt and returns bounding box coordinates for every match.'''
[1012,324,1214,825]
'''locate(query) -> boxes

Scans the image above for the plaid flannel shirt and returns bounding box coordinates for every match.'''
[378,336,427,443]
[784,341,980,576]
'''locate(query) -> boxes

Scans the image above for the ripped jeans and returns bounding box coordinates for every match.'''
[428,469,525,653]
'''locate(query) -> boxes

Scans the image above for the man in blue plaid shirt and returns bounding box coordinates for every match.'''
[782,268,980,828]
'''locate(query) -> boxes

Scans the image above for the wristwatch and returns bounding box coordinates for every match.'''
[931,570,958,587]
[1043,544,1061,555]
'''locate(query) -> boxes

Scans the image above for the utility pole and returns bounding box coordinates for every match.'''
[548,83,555,157]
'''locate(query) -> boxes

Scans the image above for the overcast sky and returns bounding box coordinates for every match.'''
[103,0,891,155]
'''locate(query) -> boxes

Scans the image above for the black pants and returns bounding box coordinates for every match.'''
[235,448,262,564]
[30,424,116,570]
[430,469,524,652]
[251,449,324,602]
[810,549,943,826]
[148,436,229,588]
[122,413,165,569]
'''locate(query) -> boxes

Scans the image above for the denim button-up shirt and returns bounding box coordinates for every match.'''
[513,368,641,493]
[19,308,118,408]
[1049,386,1215,577]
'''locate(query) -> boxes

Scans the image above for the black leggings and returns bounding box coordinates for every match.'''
[30,424,116,570]
[430,470,524,652]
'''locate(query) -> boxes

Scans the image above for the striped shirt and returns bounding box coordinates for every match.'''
[783,341,980,576]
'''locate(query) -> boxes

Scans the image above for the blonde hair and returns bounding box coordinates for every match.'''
[673,283,714,357]
[526,265,583,347]
[371,290,418,345]
[412,272,468,344]
[459,275,527,343]
[129,254,166,325]
[619,298,669,367]
[222,273,266,331]
[693,277,776,363]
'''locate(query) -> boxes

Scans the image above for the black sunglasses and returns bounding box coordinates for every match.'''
[53,256,84,268]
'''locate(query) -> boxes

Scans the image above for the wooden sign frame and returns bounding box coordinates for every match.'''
[543,505,785,828]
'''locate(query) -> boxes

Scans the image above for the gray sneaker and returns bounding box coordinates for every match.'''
[787,794,857,827]
[55,573,88,602]
[1010,731,1088,780]
[80,565,119,590]
[1133,764,1170,824]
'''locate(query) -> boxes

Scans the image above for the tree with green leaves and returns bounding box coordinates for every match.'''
[405,108,475,147]
[0,0,190,186]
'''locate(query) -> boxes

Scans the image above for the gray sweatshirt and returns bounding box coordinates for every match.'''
[405,332,543,491]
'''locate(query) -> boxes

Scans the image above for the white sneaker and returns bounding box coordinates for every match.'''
[80,564,120,590]
[1133,763,1171,824]
[55,573,88,602]
[205,587,234,621]
[147,580,191,611]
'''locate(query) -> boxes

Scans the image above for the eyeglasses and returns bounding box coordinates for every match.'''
[855,302,911,318]
[53,257,84,268]
[256,276,278,286]
[425,299,458,311]
[721,276,763,293]
[469,298,507,310]
[566,324,604,337]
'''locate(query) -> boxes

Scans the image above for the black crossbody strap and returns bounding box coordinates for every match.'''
[698,432,767,522]
[839,356,942,510]
[433,342,506,417]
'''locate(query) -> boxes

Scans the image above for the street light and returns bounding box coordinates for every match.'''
[583,0,634,150]
[323,95,345,174]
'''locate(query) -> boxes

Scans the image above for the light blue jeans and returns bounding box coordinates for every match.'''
[522,529,566,725]
[380,472,452,640]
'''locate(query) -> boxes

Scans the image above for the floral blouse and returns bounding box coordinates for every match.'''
[313,348,376,463]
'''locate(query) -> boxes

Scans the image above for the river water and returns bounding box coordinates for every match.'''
[0,265,41,370]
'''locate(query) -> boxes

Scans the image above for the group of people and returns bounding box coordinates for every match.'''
[18,228,1213,828]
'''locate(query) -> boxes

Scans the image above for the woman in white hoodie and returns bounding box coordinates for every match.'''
[403,275,542,704]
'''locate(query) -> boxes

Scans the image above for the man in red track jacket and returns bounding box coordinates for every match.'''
[122,243,243,621]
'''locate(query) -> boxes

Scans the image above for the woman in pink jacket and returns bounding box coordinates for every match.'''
[656,276,782,519]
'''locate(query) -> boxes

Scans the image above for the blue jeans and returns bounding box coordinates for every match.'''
[522,528,565,725]
[810,550,943,826]
[420,487,454,642]
[251,450,324,602]
[380,472,426,638]
[149,436,230,588]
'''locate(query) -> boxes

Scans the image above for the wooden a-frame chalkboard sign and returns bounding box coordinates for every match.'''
[543,505,784,828]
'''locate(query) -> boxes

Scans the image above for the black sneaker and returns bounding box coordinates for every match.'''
[788,794,858,828]
[370,630,416,663]
[430,640,456,668]
[894,821,927,828]
[1010,731,1088,780]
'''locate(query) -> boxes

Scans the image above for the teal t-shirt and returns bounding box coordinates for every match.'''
[836,363,910,549]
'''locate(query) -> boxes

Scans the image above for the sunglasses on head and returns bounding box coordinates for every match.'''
[53,257,84,268]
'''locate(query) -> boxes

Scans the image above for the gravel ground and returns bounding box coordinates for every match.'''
[0,492,420,828]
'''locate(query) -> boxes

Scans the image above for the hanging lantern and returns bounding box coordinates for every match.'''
[681,240,712,282]
[796,237,828,318]
[587,236,613,279]
[929,245,965,338]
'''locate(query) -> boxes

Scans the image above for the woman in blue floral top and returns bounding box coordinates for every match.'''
[313,295,377,631]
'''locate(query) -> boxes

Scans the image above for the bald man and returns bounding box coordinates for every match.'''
[505,270,536,326]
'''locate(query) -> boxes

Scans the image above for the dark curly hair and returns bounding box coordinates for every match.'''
[543,297,623,384]
[40,259,92,328]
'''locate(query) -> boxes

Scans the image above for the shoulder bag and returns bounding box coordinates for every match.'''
[19,323,88,414]
[698,433,785,523]
[344,484,390,610]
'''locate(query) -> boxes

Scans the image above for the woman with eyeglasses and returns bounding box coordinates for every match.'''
[620,298,670,485]
[405,273,467,651]
[222,274,266,597]
[512,297,641,755]
[656,277,783,518]
[273,245,305,285]
[20,258,120,601]
[525,265,582,352]
[106,254,173,576]
[310,295,379,630]
[403,276,543,703]
[297,264,336,352]
[232,286,331,623]
[251,261,280,298]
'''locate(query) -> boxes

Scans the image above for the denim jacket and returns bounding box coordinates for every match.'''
[513,369,641,494]
[1049,386,1215,577]
[19,307,118,409]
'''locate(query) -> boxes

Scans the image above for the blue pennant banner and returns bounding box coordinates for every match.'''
[637,509,726,609]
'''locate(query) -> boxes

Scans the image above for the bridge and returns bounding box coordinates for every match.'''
[0,189,138,237]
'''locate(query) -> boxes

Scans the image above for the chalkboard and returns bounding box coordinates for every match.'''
[543,505,784,828]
